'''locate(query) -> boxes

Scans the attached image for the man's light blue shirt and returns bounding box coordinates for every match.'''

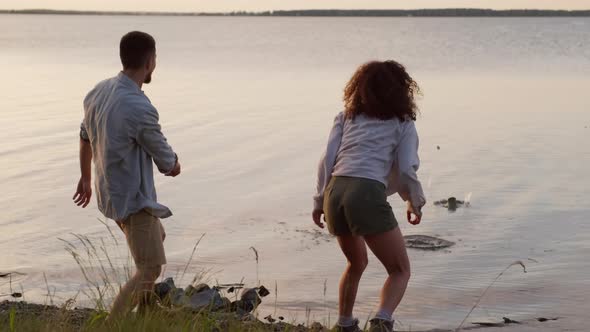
[81,72,177,221]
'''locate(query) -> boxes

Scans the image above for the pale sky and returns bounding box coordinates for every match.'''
[1,0,589,12]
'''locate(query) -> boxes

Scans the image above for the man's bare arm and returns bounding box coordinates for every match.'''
[73,138,93,208]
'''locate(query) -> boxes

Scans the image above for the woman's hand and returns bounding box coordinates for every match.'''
[407,202,422,225]
[312,209,325,229]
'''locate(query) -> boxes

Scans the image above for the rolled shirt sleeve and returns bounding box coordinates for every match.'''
[80,121,90,141]
[313,112,345,211]
[387,121,426,212]
[135,106,177,174]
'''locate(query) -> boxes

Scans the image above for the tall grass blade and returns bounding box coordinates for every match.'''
[456,261,527,331]
[181,233,206,284]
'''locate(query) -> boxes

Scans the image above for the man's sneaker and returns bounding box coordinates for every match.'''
[368,318,394,332]
[334,319,362,332]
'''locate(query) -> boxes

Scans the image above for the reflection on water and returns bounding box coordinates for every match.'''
[1,14,589,330]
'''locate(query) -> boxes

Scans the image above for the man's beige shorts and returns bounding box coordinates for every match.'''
[119,210,166,267]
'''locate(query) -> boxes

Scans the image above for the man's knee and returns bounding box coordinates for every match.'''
[137,265,162,282]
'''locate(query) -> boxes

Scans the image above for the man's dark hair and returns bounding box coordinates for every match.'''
[119,31,156,70]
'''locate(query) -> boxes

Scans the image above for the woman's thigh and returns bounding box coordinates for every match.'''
[364,227,410,274]
[337,234,368,267]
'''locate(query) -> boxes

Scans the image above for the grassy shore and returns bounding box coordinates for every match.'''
[0,300,322,332]
[0,226,326,332]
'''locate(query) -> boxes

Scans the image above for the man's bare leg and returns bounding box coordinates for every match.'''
[108,265,161,320]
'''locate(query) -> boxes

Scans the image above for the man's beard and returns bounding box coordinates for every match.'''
[144,71,153,84]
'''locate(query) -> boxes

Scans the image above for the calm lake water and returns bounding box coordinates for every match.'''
[1,14,589,330]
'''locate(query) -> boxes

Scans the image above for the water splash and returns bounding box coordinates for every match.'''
[464,192,473,207]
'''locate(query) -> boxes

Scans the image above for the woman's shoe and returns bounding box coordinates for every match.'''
[368,318,394,332]
[334,319,362,332]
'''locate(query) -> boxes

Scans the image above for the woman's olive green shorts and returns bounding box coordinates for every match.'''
[324,176,398,236]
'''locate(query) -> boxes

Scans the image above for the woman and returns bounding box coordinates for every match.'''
[312,60,426,332]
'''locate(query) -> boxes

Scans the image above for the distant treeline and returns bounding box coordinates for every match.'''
[2,8,590,17]
[235,9,590,17]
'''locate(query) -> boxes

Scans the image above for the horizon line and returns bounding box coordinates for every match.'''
[1,8,590,17]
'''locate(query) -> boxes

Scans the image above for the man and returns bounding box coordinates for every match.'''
[72,31,180,318]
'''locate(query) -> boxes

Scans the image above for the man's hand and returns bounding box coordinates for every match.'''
[407,201,422,225]
[312,209,325,229]
[75,138,92,208]
[166,160,181,177]
[73,178,92,208]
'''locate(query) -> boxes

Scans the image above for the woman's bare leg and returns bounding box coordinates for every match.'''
[364,227,410,317]
[336,234,369,318]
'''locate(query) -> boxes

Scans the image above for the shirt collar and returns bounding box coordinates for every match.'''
[117,72,142,92]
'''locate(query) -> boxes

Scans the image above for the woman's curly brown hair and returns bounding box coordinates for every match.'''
[344,60,420,121]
